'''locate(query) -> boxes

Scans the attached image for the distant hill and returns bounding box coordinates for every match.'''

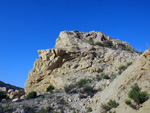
[0,80,23,91]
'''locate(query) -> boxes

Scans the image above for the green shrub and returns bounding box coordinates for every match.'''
[95,42,103,46]
[118,65,127,71]
[87,39,95,45]
[26,91,37,99]
[96,75,102,81]
[139,52,143,54]
[125,99,132,105]
[101,104,111,111]
[64,84,74,93]
[118,62,132,75]
[86,107,92,112]
[118,70,123,75]
[103,40,113,48]
[108,111,116,113]
[74,35,80,39]
[0,91,7,100]
[46,85,55,93]
[83,85,94,93]
[101,73,110,79]
[128,83,149,104]
[127,62,132,67]
[76,79,88,88]
[107,99,118,108]
[118,43,133,52]
[101,100,119,112]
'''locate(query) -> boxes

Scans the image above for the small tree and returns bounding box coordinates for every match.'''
[128,83,149,105]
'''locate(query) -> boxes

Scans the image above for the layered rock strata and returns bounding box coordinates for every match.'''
[25,31,139,94]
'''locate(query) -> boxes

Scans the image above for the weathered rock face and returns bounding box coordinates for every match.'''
[92,50,150,113]
[25,31,139,94]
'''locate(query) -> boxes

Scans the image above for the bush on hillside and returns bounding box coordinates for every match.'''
[26,91,37,99]
[103,40,113,48]
[128,83,149,104]
[46,85,55,93]
[83,85,94,93]
[64,84,74,93]
[76,79,89,88]
[87,39,95,45]
[101,73,110,79]
[101,99,119,112]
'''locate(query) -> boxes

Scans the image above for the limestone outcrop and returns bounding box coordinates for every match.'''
[92,50,150,113]
[25,31,139,94]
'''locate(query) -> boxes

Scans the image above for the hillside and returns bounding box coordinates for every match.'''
[0,80,23,91]
[25,31,139,94]
[92,49,150,113]
[1,31,148,113]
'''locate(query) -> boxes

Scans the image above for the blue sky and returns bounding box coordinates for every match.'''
[0,0,150,88]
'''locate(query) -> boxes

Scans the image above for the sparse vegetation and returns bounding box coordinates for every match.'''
[86,107,92,112]
[103,40,113,48]
[118,43,134,52]
[96,73,110,82]
[64,78,92,93]
[96,75,102,81]
[128,83,149,104]
[64,84,74,93]
[125,99,132,106]
[26,91,37,99]
[139,51,143,54]
[46,85,55,93]
[83,85,94,93]
[101,99,119,112]
[95,40,114,49]
[107,99,119,108]
[87,39,95,45]
[101,73,110,79]
[95,42,103,46]
[108,111,116,113]
[110,73,117,80]
[127,62,132,67]
[125,83,149,109]
[74,35,80,39]
[101,103,111,111]
[118,62,132,74]
[76,79,89,88]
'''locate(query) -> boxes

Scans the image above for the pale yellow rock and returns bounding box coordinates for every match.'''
[92,50,150,113]
[25,31,139,94]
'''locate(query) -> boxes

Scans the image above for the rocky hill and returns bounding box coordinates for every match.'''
[25,31,139,94]
[1,30,148,113]
[0,80,23,91]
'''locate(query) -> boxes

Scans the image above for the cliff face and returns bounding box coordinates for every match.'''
[92,50,150,113]
[25,31,139,94]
